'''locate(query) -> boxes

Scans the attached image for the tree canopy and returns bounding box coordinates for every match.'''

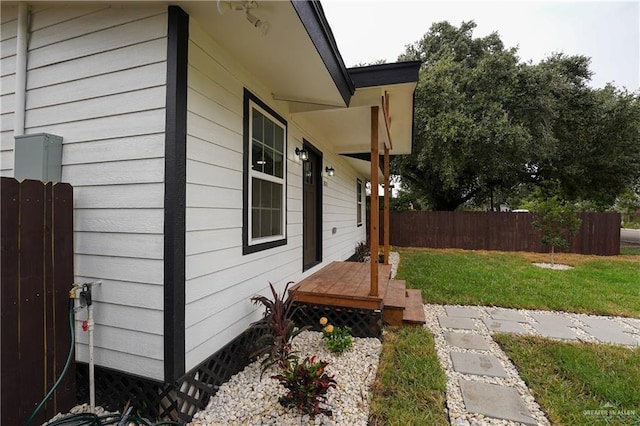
[392,21,640,211]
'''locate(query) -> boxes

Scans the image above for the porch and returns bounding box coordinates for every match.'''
[288,261,425,331]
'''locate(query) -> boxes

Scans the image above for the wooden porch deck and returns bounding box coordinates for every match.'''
[288,261,425,327]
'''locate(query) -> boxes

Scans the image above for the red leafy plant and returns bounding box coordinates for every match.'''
[250,282,309,375]
[272,355,337,417]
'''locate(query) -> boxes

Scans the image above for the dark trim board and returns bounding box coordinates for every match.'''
[163,5,188,383]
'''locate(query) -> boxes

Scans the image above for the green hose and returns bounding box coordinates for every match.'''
[43,413,181,426]
[26,301,183,426]
[25,302,76,426]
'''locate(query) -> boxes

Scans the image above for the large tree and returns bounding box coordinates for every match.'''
[394,21,640,211]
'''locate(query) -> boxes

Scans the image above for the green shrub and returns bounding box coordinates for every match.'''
[272,355,336,417]
[250,282,309,375]
[319,317,353,355]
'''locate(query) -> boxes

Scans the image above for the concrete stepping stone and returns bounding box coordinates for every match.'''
[488,308,526,322]
[438,316,477,330]
[529,312,575,327]
[578,316,639,345]
[444,331,491,350]
[450,352,508,377]
[483,318,528,334]
[622,318,640,333]
[459,380,538,425]
[531,322,579,340]
[445,306,483,318]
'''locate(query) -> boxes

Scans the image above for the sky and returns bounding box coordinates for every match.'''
[321,0,640,91]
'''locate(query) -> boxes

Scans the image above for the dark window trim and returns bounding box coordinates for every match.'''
[164,5,188,383]
[356,178,363,227]
[302,139,323,272]
[242,89,288,255]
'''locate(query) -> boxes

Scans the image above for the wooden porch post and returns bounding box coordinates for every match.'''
[383,145,390,264]
[370,106,379,297]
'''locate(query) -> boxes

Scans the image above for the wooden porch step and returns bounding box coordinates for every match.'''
[384,279,407,308]
[382,279,406,326]
[402,289,426,326]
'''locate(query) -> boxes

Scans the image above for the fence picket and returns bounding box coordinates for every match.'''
[1,177,21,425]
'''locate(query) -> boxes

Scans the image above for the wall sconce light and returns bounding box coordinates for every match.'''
[295,147,308,161]
[325,166,335,177]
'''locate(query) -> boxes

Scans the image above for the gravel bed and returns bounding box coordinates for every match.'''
[532,262,573,270]
[188,331,381,426]
[189,252,399,425]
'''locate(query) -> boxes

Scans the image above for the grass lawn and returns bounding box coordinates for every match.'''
[621,245,640,256]
[369,327,448,425]
[495,334,640,426]
[396,248,640,317]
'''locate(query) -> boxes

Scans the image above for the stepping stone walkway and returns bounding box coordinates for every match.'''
[425,304,640,426]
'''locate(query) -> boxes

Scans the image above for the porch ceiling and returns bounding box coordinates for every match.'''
[293,62,421,179]
[298,82,416,154]
[179,1,353,110]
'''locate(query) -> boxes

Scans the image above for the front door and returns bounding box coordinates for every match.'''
[302,141,322,270]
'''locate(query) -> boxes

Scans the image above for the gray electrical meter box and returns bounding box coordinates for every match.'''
[14,133,63,182]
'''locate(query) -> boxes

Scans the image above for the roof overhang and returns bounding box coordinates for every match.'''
[178,1,354,111]
[293,61,421,178]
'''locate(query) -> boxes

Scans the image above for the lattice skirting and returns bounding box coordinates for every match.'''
[76,326,265,423]
[290,302,383,338]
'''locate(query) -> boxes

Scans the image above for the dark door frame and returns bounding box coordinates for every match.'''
[302,139,323,271]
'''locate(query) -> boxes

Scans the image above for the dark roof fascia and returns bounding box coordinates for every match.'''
[348,61,422,88]
[291,0,354,106]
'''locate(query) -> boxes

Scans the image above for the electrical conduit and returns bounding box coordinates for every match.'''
[14,2,29,136]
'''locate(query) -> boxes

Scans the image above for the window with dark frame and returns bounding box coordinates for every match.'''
[243,89,287,254]
[357,178,363,226]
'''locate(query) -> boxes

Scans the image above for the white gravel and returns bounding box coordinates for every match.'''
[188,331,381,426]
[532,262,573,270]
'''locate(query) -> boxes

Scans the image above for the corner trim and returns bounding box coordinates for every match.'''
[164,5,188,383]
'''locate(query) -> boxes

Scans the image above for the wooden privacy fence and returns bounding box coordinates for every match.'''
[1,177,75,425]
[371,211,620,256]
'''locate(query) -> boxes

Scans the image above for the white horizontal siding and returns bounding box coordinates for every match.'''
[27,39,167,90]
[76,232,164,259]
[75,276,163,311]
[63,134,164,165]
[74,184,164,209]
[184,20,367,372]
[27,13,167,70]
[0,5,17,176]
[0,5,170,381]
